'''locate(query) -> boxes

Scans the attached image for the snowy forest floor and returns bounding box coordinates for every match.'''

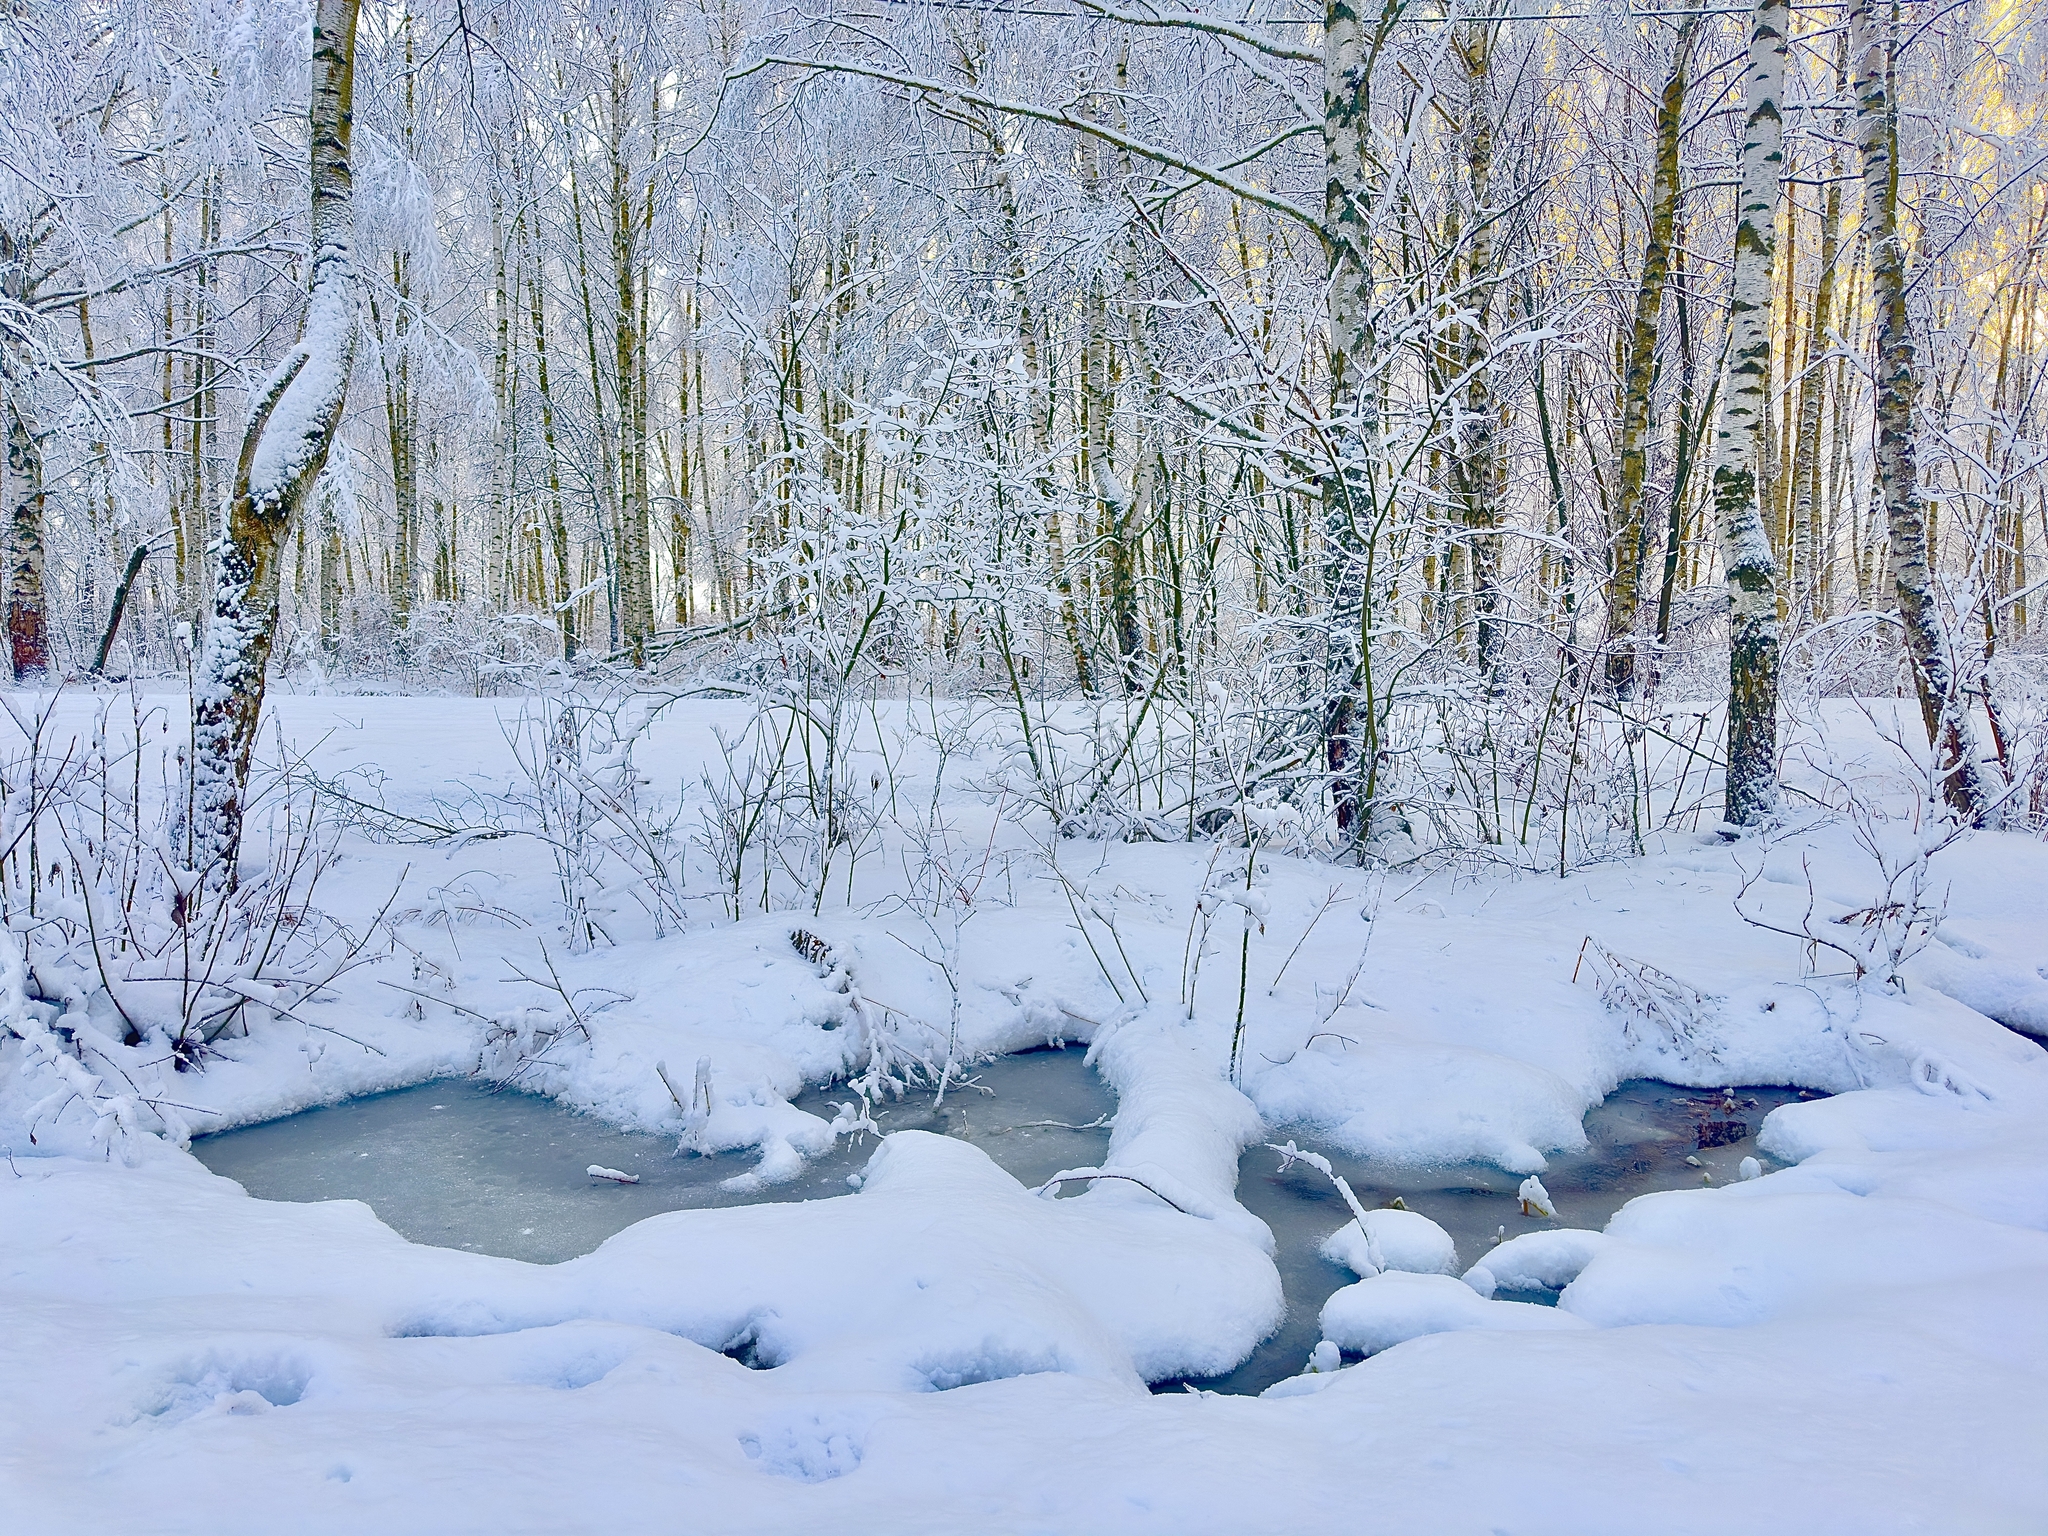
[3,691,2047,1533]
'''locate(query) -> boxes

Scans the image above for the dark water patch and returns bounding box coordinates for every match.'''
[1157,1080,1819,1398]
[192,1046,1113,1265]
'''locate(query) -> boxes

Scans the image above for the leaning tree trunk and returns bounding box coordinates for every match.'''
[92,544,152,676]
[1710,0,1788,827]
[1604,18,1693,698]
[1850,0,1999,826]
[188,0,359,875]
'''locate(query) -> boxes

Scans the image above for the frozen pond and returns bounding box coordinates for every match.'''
[1166,1079,1818,1396]
[192,1046,1112,1266]
[195,1057,1813,1396]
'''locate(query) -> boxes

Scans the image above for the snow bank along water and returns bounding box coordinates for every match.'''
[195,1047,1813,1395]
[1175,1078,1813,1394]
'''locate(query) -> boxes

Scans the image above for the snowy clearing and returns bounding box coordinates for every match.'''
[2,693,2045,1533]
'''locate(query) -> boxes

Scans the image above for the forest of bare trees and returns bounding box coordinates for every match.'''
[5,0,2047,859]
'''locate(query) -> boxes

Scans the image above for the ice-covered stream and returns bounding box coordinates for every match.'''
[192,1046,1114,1266]
[1185,1078,1817,1395]
[195,1056,1814,1396]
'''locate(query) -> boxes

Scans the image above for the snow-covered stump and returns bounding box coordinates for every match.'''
[188,0,359,878]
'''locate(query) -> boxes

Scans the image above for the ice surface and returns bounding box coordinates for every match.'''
[196,1063,1810,1397]
[192,1047,1113,1265]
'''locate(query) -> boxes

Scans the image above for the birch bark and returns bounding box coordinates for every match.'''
[1321,0,1380,842]
[0,226,50,681]
[1711,0,1788,826]
[1850,0,1998,823]
[2,345,48,682]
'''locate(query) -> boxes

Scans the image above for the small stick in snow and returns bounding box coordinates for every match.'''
[1032,1169,1192,1215]
[655,1060,689,1114]
[587,1165,639,1184]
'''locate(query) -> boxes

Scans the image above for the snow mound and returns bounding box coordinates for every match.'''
[1252,1035,1589,1172]
[1321,1209,1459,1277]
[1462,1229,1605,1296]
[1320,1270,1590,1356]
[1560,1173,2048,1329]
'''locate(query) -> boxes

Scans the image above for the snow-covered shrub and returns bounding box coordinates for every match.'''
[687,671,887,919]
[1761,719,1976,991]
[474,941,631,1092]
[1572,934,1723,1060]
[992,670,1325,848]
[787,925,936,1112]
[329,688,687,949]
[397,600,561,696]
[298,591,559,696]
[496,695,687,947]
[0,694,381,1155]
[1982,645,2048,830]
[1789,612,1911,701]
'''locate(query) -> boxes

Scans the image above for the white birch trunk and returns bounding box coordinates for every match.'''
[0,229,50,681]
[1711,0,1788,826]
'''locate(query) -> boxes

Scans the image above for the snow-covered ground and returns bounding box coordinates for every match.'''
[4,693,2046,1532]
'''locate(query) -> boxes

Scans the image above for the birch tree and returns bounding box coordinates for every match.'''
[189,0,361,872]
[1850,0,1999,825]
[1,312,49,681]
[1321,0,1403,843]
[1710,0,1788,827]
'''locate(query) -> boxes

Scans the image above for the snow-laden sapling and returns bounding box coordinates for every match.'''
[477,940,629,1092]
[790,926,935,1118]
[1736,726,1971,992]
[1572,934,1722,1059]
[1269,1140,1382,1273]
[498,695,686,949]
